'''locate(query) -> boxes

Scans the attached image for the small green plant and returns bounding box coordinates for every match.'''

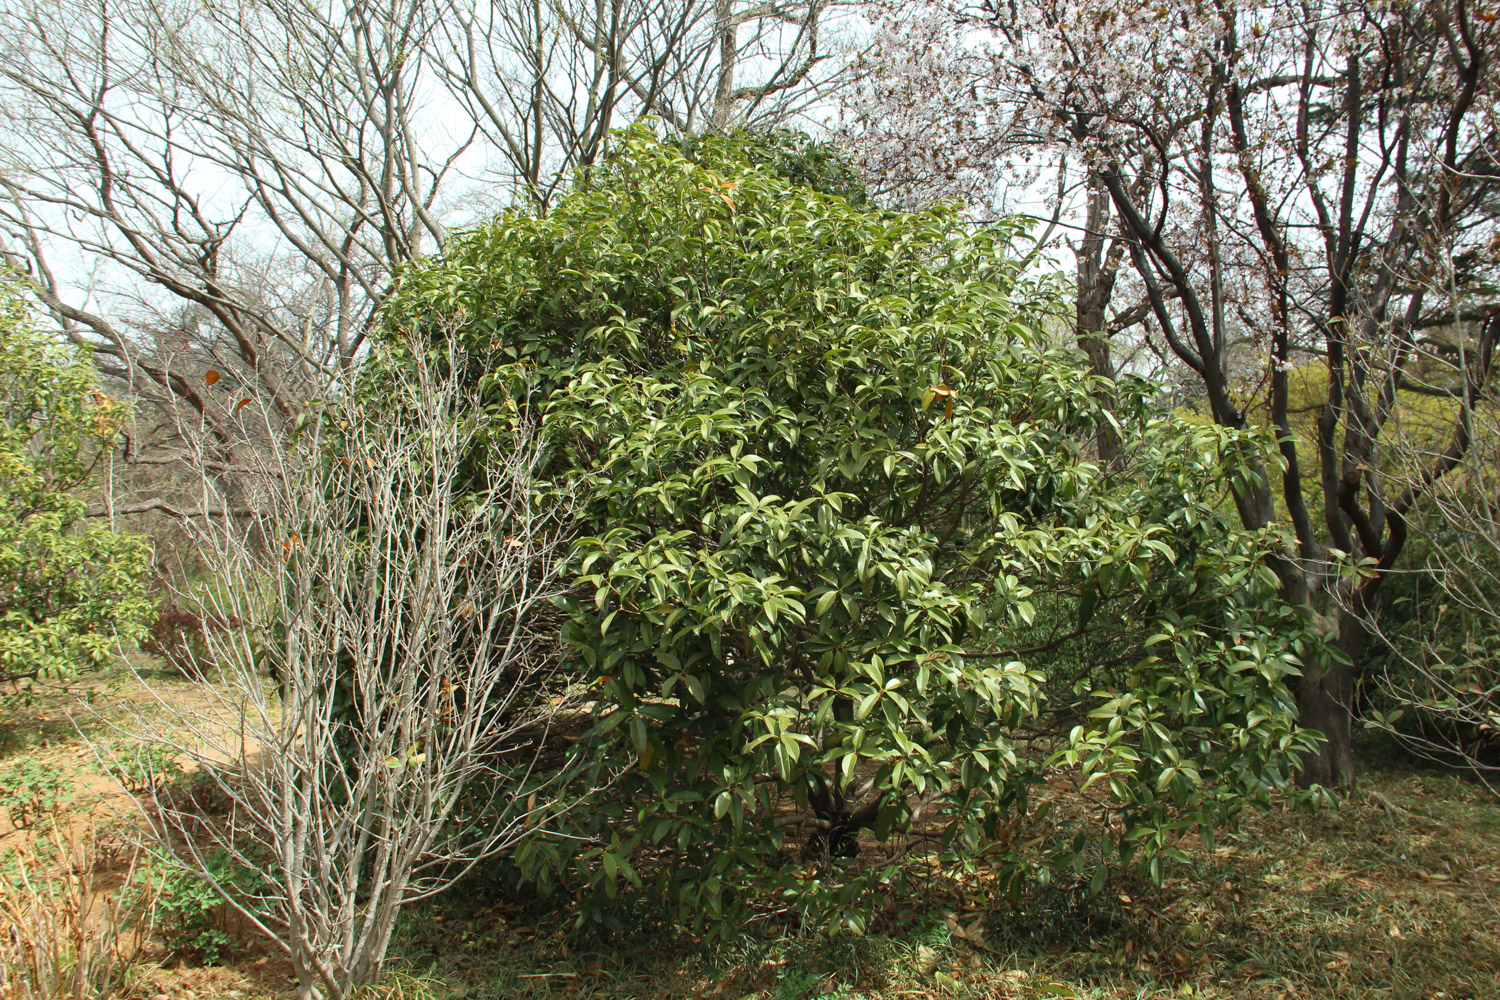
[94,741,185,794]
[775,967,823,1000]
[0,758,75,829]
[152,866,230,964]
[135,851,266,965]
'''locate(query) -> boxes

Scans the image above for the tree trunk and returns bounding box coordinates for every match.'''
[1075,176,1120,465]
[806,774,881,858]
[1296,611,1362,789]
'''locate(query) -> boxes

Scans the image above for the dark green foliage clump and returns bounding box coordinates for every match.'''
[668,129,872,207]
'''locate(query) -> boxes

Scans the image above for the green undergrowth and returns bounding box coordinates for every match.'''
[390,768,1500,1000]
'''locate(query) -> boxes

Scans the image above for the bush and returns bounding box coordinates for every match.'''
[0,283,153,691]
[92,741,186,795]
[0,759,76,830]
[131,852,267,965]
[1362,490,1500,778]
[115,332,576,1000]
[383,129,1326,934]
[140,601,239,679]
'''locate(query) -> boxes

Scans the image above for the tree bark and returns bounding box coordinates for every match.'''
[1297,610,1363,788]
[1074,176,1120,464]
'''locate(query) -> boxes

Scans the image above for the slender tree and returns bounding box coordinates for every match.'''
[111,332,577,1000]
[845,0,1500,786]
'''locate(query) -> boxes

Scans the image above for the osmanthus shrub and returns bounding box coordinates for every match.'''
[382,130,1326,933]
[0,286,153,689]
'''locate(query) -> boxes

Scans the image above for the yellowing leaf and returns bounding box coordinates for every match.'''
[922,384,957,418]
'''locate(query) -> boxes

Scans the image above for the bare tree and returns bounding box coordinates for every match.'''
[0,0,865,515]
[99,332,580,1000]
[846,0,1500,786]
[0,0,456,530]
[433,0,866,210]
[1362,308,1500,790]
[0,0,447,416]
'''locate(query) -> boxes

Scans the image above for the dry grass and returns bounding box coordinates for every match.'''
[0,820,155,1000]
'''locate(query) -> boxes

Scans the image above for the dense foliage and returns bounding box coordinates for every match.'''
[0,287,153,687]
[383,131,1326,933]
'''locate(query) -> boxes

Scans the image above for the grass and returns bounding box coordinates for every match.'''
[0,655,199,757]
[383,767,1500,1000]
[5,667,1499,1000]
